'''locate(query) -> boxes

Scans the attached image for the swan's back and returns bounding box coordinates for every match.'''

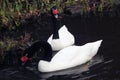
[51,40,102,65]
[51,46,79,63]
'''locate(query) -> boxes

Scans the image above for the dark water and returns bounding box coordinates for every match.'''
[0,14,120,80]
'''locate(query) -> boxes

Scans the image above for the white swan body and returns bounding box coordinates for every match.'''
[38,40,102,72]
[47,25,75,51]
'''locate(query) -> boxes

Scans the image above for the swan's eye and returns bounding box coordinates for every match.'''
[52,9,58,15]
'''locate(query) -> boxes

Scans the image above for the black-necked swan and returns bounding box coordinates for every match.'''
[38,40,102,72]
[47,6,75,51]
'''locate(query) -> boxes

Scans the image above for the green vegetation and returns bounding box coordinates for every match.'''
[0,0,77,30]
[0,0,119,30]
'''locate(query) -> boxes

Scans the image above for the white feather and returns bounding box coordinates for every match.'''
[47,25,75,51]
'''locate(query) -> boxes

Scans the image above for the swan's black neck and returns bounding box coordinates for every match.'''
[51,6,60,39]
[20,41,52,65]
[52,17,60,39]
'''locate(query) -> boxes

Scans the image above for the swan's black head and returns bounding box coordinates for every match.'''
[20,41,53,66]
[51,6,58,19]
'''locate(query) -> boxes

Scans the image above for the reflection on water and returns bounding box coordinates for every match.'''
[0,54,119,80]
[0,55,104,80]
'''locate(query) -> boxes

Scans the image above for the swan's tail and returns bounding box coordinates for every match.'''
[91,40,103,54]
[94,40,103,47]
